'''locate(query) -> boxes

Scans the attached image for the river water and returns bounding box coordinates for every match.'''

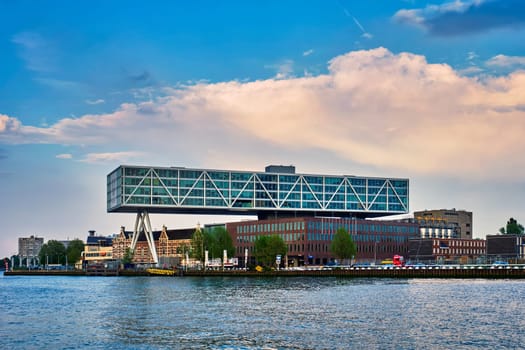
[1,272,524,349]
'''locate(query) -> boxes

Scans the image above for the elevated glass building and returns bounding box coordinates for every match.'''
[107,164,409,265]
[107,165,408,218]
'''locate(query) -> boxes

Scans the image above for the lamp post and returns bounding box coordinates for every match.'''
[374,240,379,266]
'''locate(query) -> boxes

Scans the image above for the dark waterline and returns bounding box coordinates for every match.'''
[2,272,525,349]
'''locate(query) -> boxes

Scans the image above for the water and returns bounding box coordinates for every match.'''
[2,272,525,349]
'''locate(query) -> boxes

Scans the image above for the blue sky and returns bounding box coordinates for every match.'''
[1,0,525,257]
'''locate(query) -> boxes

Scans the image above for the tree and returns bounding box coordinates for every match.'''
[330,227,356,264]
[499,218,525,235]
[10,255,20,268]
[190,228,206,261]
[206,227,235,260]
[39,240,67,265]
[66,239,85,266]
[254,235,288,267]
[122,247,133,265]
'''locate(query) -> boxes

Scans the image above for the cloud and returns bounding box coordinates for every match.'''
[458,66,484,75]
[303,49,314,57]
[11,31,57,73]
[2,48,525,180]
[85,99,105,105]
[129,71,151,82]
[394,0,525,36]
[265,60,294,79]
[56,153,73,159]
[34,78,81,90]
[467,51,478,61]
[486,54,525,67]
[80,151,145,163]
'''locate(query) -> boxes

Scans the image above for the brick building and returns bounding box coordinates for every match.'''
[408,238,486,264]
[414,209,472,239]
[112,225,193,265]
[226,217,419,266]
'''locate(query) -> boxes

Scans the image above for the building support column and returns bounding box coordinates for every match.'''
[130,210,159,266]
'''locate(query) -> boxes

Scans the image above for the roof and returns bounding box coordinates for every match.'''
[86,236,113,246]
[121,228,194,241]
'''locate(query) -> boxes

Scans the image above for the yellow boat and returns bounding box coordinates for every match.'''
[146,268,176,276]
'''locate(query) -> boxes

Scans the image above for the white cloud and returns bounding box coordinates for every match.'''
[265,60,294,79]
[85,99,105,105]
[34,78,81,90]
[467,51,478,61]
[2,48,525,180]
[56,153,72,159]
[11,31,57,73]
[394,0,479,26]
[80,151,145,163]
[486,54,525,67]
[303,49,314,57]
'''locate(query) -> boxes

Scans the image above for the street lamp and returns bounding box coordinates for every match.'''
[374,240,379,265]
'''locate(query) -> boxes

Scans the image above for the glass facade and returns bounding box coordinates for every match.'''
[107,165,409,216]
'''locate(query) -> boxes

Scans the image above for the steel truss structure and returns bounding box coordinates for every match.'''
[108,165,408,215]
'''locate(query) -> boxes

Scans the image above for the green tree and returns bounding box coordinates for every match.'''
[499,218,525,235]
[190,228,206,261]
[66,239,84,266]
[122,247,133,265]
[330,227,356,264]
[254,235,288,267]
[206,227,235,260]
[39,240,67,265]
[10,255,20,268]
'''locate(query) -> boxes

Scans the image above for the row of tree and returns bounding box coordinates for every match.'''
[38,239,85,266]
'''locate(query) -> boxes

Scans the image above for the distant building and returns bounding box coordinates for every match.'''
[83,230,114,265]
[58,240,74,250]
[414,209,473,239]
[408,238,486,264]
[226,217,419,266]
[18,235,44,267]
[112,225,193,266]
[486,234,525,262]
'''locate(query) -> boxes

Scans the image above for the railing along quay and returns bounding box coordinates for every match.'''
[182,266,525,279]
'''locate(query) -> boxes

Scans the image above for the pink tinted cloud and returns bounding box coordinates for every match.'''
[1,48,525,179]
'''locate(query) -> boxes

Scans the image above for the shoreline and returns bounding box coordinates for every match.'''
[5,266,525,278]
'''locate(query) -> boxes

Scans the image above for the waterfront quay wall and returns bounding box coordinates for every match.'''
[5,267,525,278]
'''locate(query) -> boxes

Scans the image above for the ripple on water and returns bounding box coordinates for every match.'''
[2,275,525,349]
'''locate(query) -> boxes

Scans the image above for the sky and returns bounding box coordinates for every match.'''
[1,0,525,257]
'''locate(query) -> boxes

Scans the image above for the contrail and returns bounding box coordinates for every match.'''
[338,1,372,38]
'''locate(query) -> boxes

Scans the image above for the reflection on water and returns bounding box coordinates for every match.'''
[2,273,525,349]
